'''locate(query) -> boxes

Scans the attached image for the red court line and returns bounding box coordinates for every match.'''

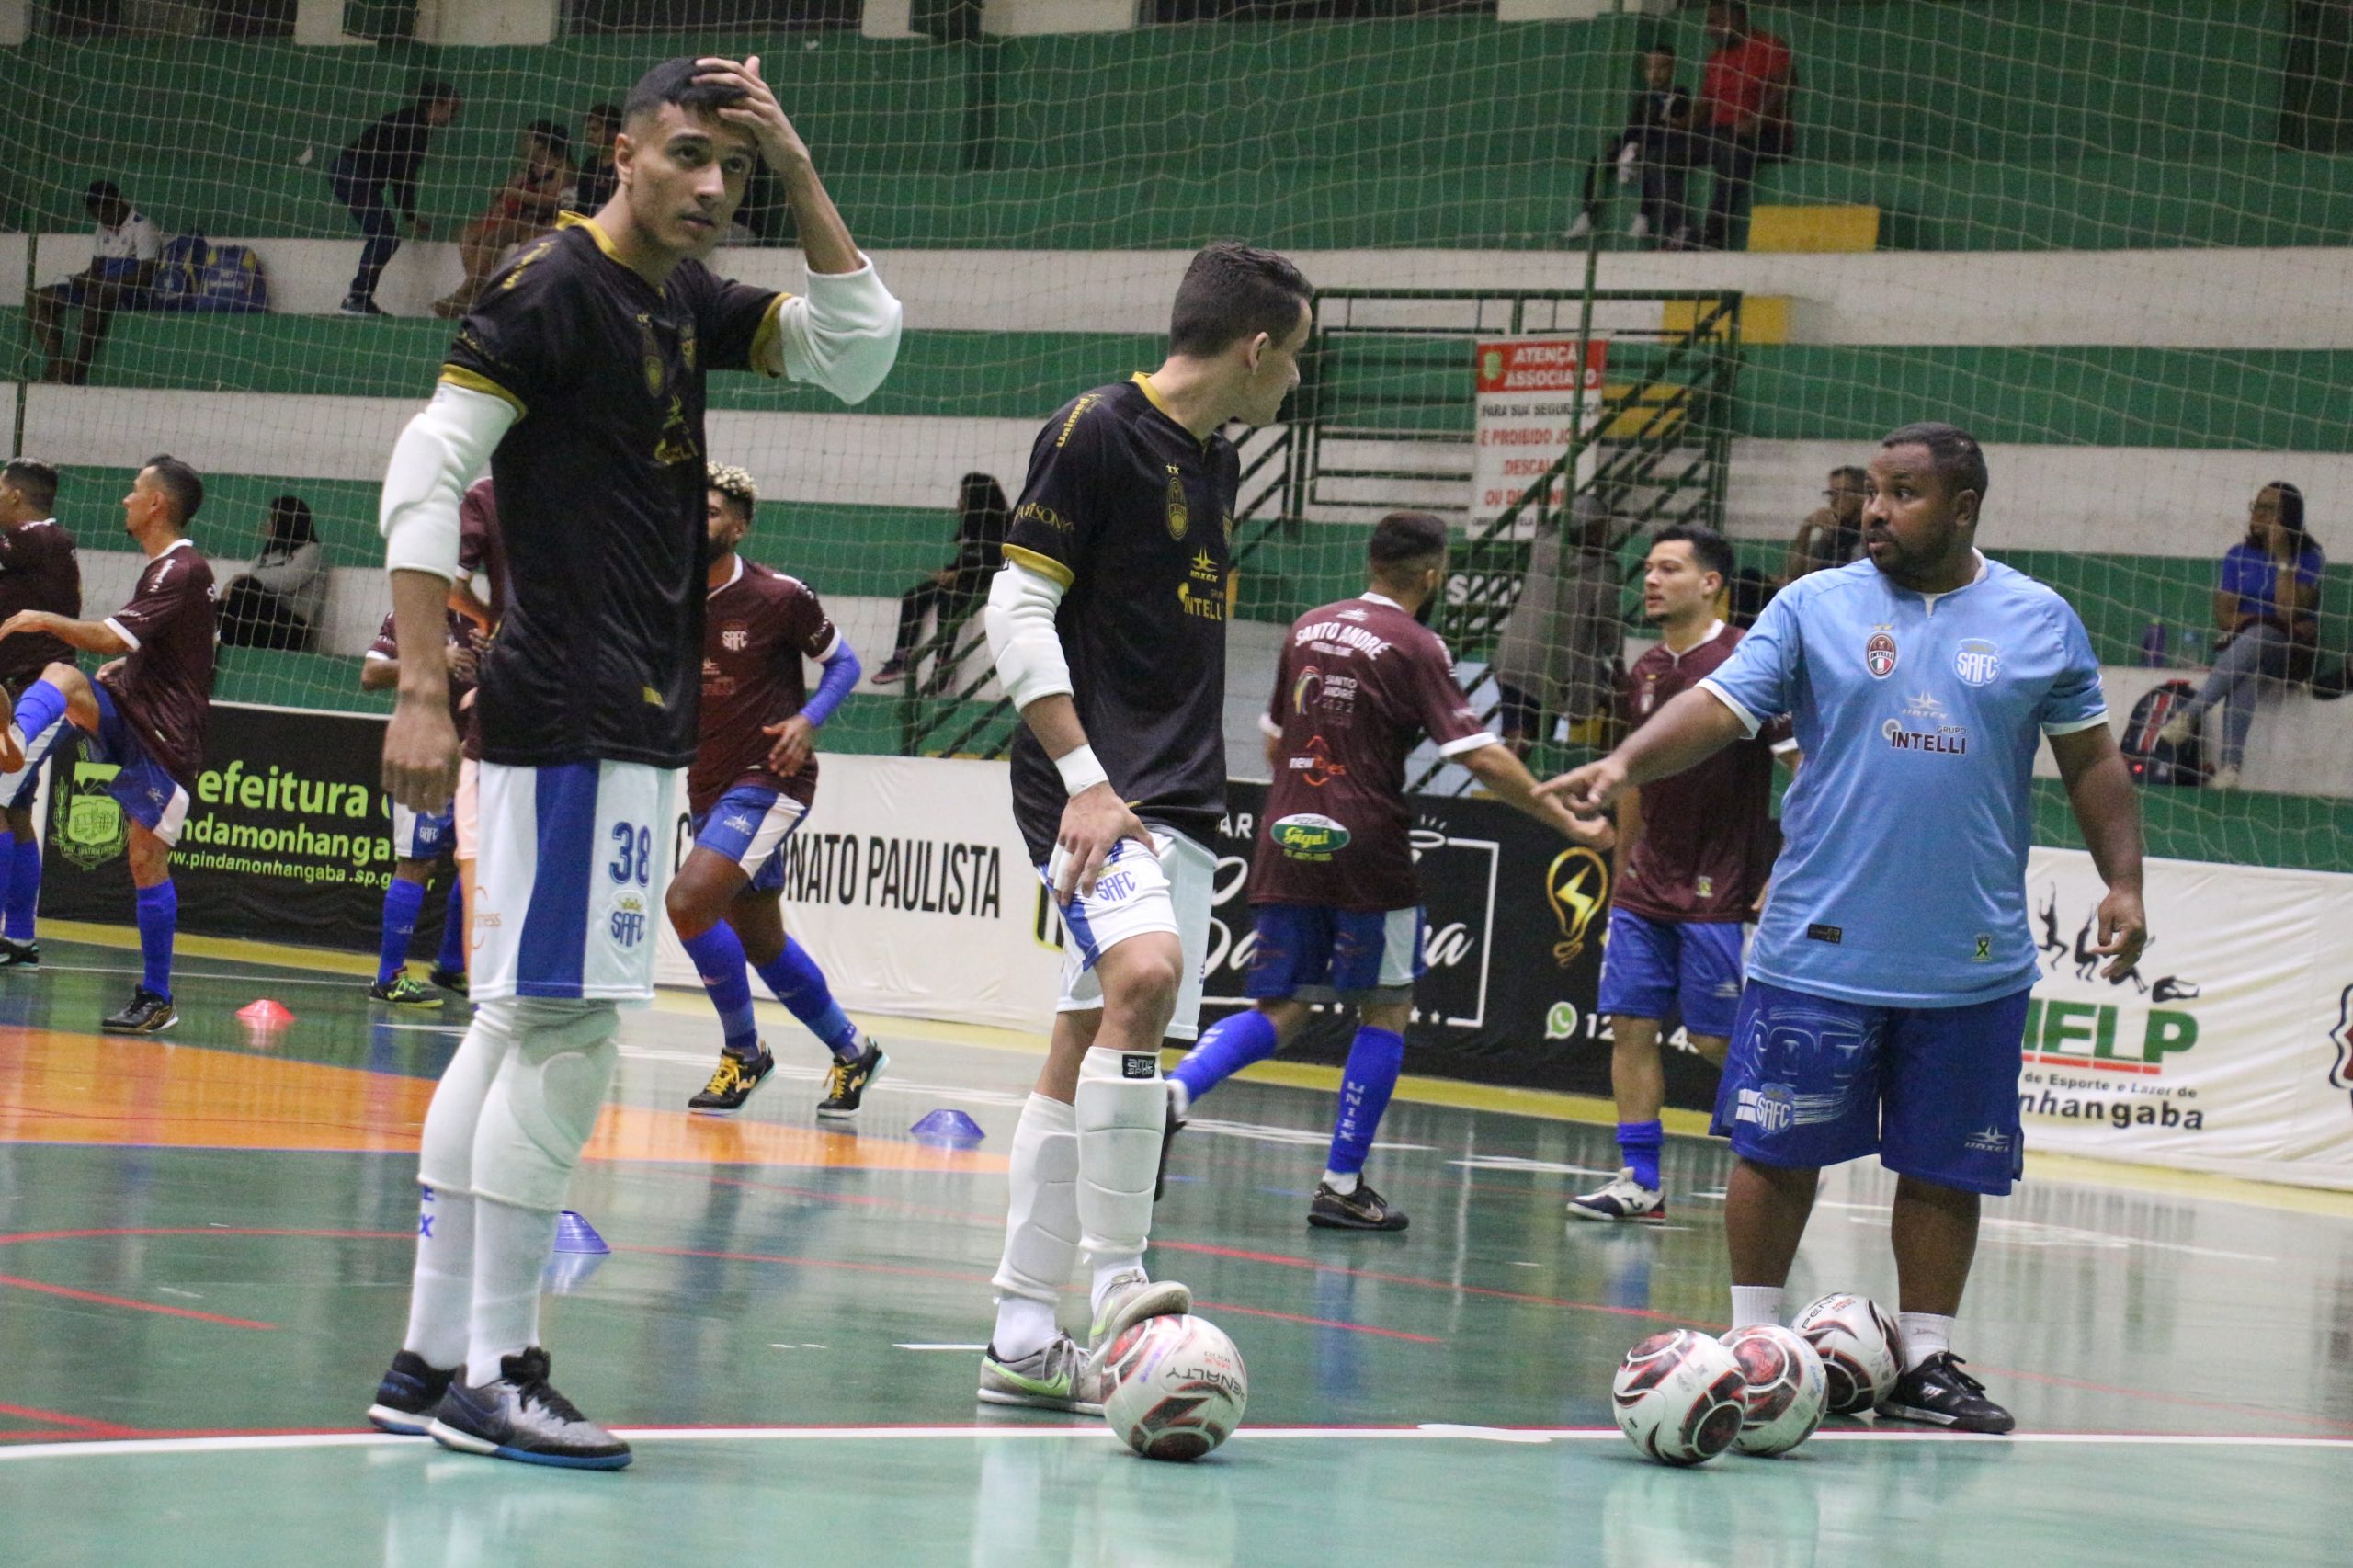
[1154,1239,1716,1329]
[1193,1299,1441,1345]
[0,1403,147,1439]
[0,1273,278,1330]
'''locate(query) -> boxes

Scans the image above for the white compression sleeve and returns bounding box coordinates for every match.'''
[380,383,517,581]
[773,257,904,405]
[984,559,1074,711]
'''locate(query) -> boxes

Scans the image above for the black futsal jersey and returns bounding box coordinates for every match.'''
[440,213,781,770]
[1005,375,1241,864]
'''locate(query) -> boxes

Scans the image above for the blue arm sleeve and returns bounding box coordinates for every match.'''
[801,640,862,729]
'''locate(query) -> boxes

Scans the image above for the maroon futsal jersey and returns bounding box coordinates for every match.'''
[456,478,503,766]
[98,538,217,785]
[1615,620,1789,924]
[0,517,80,692]
[1250,594,1495,912]
[688,556,839,816]
[369,610,483,726]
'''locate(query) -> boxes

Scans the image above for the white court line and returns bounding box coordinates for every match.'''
[6,1426,2350,1464]
[37,963,367,990]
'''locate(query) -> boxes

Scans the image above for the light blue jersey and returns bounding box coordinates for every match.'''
[1699,556,2106,1007]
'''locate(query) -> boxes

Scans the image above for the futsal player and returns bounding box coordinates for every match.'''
[671,461,884,1117]
[977,243,1312,1412]
[1569,524,1797,1222]
[0,458,80,968]
[447,475,504,971]
[359,608,474,1005]
[0,456,214,1034]
[1164,510,1612,1231]
[1544,423,2147,1432]
[365,55,900,1469]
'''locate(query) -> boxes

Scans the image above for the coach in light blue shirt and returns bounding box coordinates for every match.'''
[1545,422,2146,1436]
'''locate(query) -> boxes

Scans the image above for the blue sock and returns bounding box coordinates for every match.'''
[434,880,466,975]
[680,923,761,1059]
[1171,1008,1282,1106]
[134,880,176,998]
[1327,1025,1404,1178]
[6,835,38,941]
[1618,1119,1665,1192]
[0,832,15,938]
[376,877,426,985]
[755,937,860,1060]
[10,679,66,752]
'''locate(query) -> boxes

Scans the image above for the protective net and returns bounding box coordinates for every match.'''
[2,0,2347,878]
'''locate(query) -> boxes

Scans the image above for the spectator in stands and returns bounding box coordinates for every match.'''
[217,495,325,653]
[1565,42,1694,248]
[1782,465,1868,583]
[2160,482,2325,789]
[25,181,159,386]
[871,472,1012,690]
[1694,1,1794,252]
[331,79,462,317]
[433,120,574,320]
[1490,491,1622,756]
[563,102,624,216]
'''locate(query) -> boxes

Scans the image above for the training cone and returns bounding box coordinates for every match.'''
[553,1210,610,1255]
[236,998,294,1028]
[542,1250,607,1295]
[910,1108,985,1146]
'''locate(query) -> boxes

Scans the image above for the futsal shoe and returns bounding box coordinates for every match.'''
[101,987,176,1035]
[1087,1269,1192,1356]
[870,658,907,686]
[1308,1177,1409,1232]
[369,973,440,1008]
[1153,1079,1188,1201]
[1567,1168,1667,1222]
[367,1349,458,1436]
[427,1347,631,1470]
[0,937,39,968]
[427,966,469,996]
[688,1047,775,1114]
[1876,1352,2016,1435]
[816,1039,888,1119]
[976,1333,1103,1415]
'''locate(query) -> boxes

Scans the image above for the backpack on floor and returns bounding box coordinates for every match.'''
[2120,679,2209,787]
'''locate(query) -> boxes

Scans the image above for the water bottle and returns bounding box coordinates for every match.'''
[2140,621,2167,666]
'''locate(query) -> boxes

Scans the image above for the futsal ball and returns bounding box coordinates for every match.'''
[1790,1293,1903,1415]
[1099,1314,1248,1462]
[1610,1330,1749,1467]
[1719,1324,1829,1456]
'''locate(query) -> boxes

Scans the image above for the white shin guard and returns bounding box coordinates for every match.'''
[1074,1044,1166,1269]
[991,1093,1080,1305]
[468,999,621,1215]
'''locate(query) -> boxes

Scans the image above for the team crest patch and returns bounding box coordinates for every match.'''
[1865,630,1898,679]
[1955,639,2001,687]
[607,887,652,949]
[721,623,749,653]
[1165,471,1190,541]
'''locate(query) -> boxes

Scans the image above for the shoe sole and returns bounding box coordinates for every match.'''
[426,1418,632,1469]
[1090,1279,1192,1353]
[366,1403,435,1436]
[101,1014,176,1035]
[374,994,443,1009]
[1308,1210,1409,1232]
[1565,1203,1666,1222]
[1874,1402,2014,1435]
[815,1051,886,1119]
[974,1387,1104,1417]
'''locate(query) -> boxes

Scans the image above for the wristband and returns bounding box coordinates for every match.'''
[1055,744,1110,796]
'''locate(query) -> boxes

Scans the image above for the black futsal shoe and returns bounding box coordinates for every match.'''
[427,1347,631,1470]
[367,1349,458,1436]
[1309,1178,1410,1232]
[1876,1352,2017,1434]
[101,986,176,1034]
[816,1040,888,1119]
[0,937,40,968]
[688,1048,775,1114]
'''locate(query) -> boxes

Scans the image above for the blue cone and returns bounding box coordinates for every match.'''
[542,1249,607,1295]
[553,1210,610,1255]
[910,1108,986,1146]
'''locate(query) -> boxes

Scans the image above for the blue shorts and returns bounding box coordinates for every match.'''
[85,684,191,846]
[689,784,806,894]
[1245,903,1426,1003]
[391,801,456,861]
[1597,907,1745,1038]
[1710,978,2033,1196]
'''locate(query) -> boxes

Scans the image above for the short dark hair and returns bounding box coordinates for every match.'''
[622,57,749,131]
[526,119,573,160]
[587,101,624,127]
[3,458,59,514]
[1829,465,1868,485]
[1644,41,1676,58]
[1168,242,1313,359]
[1369,510,1449,572]
[1651,522,1735,586]
[1881,422,1990,506]
[266,494,315,551]
[416,78,460,107]
[142,454,203,526]
[84,179,120,207]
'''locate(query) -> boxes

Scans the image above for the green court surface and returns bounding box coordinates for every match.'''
[3,933,2350,1565]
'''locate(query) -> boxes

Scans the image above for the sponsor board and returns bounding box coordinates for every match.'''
[1470,336,1609,529]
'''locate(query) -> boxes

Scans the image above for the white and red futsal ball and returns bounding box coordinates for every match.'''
[1610,1330,1749,1466]
[1719,1324,1829,1455]
[1099,1314,1248,1461]
[1790,1292,1903,1415]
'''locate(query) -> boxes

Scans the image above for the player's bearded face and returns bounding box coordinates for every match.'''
[1862,446,1976,584]
[706,491,748,552]
[618,107,756,259]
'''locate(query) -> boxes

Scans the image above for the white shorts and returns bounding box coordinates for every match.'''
[1044,827,1214,1042]
[392,801,457,861]
[472,759,676,1004]
[453,757,480,862]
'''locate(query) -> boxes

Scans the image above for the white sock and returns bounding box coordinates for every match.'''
[1729,1285,1784,1329]
[466,1197,557,1386]
[1899,1311,1955,1370]
[401,1181,474,1370]
[989,1094,1080,1362]
[1321,1168,1360,1195]
[1074,1045,1166,1269]
[991,1297,1059,1362]
[1167,1077,1191,1122]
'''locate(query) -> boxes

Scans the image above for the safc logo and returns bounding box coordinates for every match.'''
[1954,639,2001,687]
[1865,629,1898,679]
[720,624,749,652]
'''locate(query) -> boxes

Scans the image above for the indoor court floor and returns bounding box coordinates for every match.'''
[3,926,2350,1566]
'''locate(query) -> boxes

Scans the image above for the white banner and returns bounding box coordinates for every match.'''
[2019,847,2353,1189]
[655,755,1060,1032]
[1470,335,1608,530]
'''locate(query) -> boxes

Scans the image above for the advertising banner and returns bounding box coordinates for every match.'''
[1470,335,1609,530]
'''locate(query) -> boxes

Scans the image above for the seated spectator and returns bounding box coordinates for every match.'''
[330,79,463,317]
[1489,491,1622,756]
[1695,1,1794,252]
[434,120,574,320]
[2160,482,2324,790]
[26,180,159,385]
[872,473,1011,690]
[1782,465,1868,584]
[563,102,623,217]
[218,495,326,652]
[1565,42,1695,248]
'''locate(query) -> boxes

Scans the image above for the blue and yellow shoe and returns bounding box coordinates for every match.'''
[816,1039,888,1119]
[688,1048,774,1114]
